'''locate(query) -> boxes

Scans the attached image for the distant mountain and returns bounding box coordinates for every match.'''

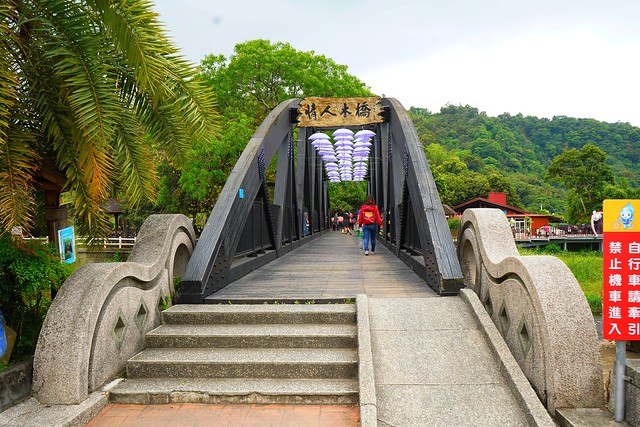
[409,105,640,216]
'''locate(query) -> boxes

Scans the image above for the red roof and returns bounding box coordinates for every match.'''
[453,196,528,215]
[452,197,562,222]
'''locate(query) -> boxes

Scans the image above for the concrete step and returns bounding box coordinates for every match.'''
[126,348,358,379]
[145,324,357,348]
[113,303,360,406]
[162,304,356,325]
[555,408,626,427]
[109,378,359,405]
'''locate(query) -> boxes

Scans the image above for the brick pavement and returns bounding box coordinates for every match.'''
[86,403,359,426]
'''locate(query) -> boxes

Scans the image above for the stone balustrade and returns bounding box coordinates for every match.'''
[457,208,603,413]
[32,215,195,405]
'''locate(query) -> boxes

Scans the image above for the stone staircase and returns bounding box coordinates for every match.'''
[109,304,359,405]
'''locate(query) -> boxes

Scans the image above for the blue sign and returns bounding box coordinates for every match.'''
[58,226,76,264]
[0,310,6,359]
[239,188,244,199]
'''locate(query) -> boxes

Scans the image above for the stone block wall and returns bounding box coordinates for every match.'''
[610,359,640,426]
[0,359,32,412]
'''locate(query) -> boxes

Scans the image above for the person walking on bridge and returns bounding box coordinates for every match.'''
[358,195,383,255]
[343,210,353,235]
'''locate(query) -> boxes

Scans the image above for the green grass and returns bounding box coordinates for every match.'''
[519,247,602,314]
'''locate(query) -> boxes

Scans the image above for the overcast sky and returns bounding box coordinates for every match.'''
[152,0,640,126]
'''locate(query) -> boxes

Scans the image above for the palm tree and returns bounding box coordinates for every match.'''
[0,0,218,236]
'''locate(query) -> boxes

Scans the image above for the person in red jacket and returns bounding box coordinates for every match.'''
[357,195,383,255]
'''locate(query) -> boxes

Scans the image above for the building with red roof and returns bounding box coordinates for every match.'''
[452,192,559,237]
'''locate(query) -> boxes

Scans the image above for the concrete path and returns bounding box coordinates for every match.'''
[367,297,531,426]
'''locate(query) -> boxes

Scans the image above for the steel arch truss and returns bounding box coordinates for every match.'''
[180,97,463,302]
[371,98,463,294]
[180,99,332,303]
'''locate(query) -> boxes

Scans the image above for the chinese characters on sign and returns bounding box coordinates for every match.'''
[603,199,640,340]
[297,97,383,127]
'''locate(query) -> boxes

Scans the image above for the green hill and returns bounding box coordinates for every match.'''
[409,105,640,218]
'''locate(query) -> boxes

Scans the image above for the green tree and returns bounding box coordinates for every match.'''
[178,113,255,213]
[545,144,614,222]
[424,143,450,167]
[486,171,521,207]
[173,40,373,211]
[329,181,368,215]
[200,39,373,125]
[0,0,218,236]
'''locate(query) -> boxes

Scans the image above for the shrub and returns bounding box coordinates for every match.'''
[0,235,72,364]
[542,243,562,254]
[447,218,460,230]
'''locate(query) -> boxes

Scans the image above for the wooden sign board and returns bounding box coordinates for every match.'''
[297,97,383,127]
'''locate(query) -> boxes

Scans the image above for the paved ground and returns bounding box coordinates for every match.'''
[86,403,359,426]
[207,230,437,302]
[367,297,533,426]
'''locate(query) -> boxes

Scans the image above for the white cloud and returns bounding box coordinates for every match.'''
[362,31,640,125]
[152,0,640,126]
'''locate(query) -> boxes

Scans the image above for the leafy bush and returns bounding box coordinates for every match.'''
[542,243,562,254]
[447,218,461,230]
[0,235,72,363]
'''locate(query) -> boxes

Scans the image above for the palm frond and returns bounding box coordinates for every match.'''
[91,0,219,159]
[112,113,158,206]
[0,2,18,143]
[0,0,220,237]
[0,3,36,232]
[0,125,37,233]
[37,1,117,197]
[89,0,176,103]
[168,69,220,142]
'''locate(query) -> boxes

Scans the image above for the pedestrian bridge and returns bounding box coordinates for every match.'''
[21,98,618,426]
[179,97,463,303]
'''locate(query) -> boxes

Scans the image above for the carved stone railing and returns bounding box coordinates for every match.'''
[32,214,195,405]
[457,208,603,413]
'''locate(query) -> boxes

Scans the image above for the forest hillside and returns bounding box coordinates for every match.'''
[409,105,640,219]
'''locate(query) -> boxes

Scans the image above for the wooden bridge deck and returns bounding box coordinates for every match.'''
[205,231,438,303]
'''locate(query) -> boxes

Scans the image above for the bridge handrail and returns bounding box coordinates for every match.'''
[457,208,603,412]
[32,214,195,405]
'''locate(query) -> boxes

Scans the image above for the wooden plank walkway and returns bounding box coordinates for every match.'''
[205,231,437,303]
